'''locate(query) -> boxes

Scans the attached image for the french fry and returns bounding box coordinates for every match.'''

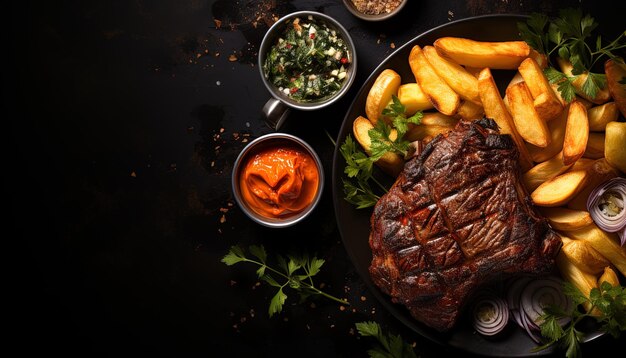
[605,121,626,174]
[561,238,609,275]
[564,223,626,277]
[587,102,618,131]
[433,37,530,70]
[518,57,564,121]
[605,58,626,118]
[422,45,482,105]
[477,68,533,172]
[456,100,484,121]
[583,132,605,159]
[567,158,618,210]
[397,83,434,115]
[365,69,402,125]
[506,82,551,147]
[530,169,589,207]
[404,113,458,142]
[555,246,598,313]
[598,267,620,288]
[522,151,571,192]
[562,101,589,166]
[352,116,404,177]
[529,48,548,69]
[539,207,593,231]
[408,45,461,116]
[526,106,568,163]
[557,57,611,104]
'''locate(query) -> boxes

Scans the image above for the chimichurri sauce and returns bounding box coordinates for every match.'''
[263,16,352,103]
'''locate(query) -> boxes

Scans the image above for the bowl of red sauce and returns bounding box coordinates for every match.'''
[231,133,324,228]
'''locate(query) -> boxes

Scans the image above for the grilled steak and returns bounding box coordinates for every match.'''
[369,118,561,332]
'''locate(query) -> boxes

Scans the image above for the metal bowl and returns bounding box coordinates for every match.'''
[342,0,408,21]
[231,133,325,228]
[258,11,357,130]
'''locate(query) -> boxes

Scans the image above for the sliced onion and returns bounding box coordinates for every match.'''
[506,276,533,328]
[471,290,509,336]
[520,276,572,328]
[587,177,626,245]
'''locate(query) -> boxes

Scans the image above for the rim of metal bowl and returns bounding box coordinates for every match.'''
[258,11,357,111]
[231,133,325,228]
[342,0,407,22]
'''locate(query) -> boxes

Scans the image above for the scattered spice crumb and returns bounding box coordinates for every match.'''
[229,280,237,286]
[283,317,289,322]
[360,296,367,301]
[339,305,346,311]
[350,0,402,15]
[214,19,222,29]
[219,214,226,223]
[228,54,238,62]
[310,303,316,309]
[349,328,355,335]
[130,171,137,178]
[216,80,221,86]
[390,42,395,49]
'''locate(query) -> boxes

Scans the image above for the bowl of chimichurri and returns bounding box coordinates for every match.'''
[258,11,357,130]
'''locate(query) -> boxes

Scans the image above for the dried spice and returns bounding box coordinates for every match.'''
[351,0,402,15]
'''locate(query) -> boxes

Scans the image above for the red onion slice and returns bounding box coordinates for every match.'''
[587,177,626,245]
[471,290,509,336]
[520,276,572,328]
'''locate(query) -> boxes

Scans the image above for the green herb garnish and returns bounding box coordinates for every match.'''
[517,8,626,102]
[339,96,422,209]
[222,245,349,317]
[533,281,626,358]
[356,321,418,358]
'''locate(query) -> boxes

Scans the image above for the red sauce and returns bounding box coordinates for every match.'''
[239,146,320,219]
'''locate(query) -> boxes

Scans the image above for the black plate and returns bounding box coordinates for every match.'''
[332,14,574,357]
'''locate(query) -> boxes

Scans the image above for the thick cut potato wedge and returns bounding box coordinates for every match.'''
[352,116,404,177]
[561,239,610,275]
[397,83,434,115]
[433,37,530,70]
[604,121,626,174]
[605,58,626,118]
[562,101,589,166]
[564,223,626,277]
[557,57,611,104]
[555,248,598,313]
[477,68,533,172]
[409,45,460,116]
[588,102,618,131]
[456,100,484,121]
[522,151,571,192]
[598,267,620,287]
[529,49,548,69]
[404,113,458,142]
[506,82,551,147]
[422,45,481,105]
[518,57,564,121]
[583,132,605,159]
[539,207,593,231]
[531,169,589,207]
[366,69,401,125]
[526,106,568,163]
[567,158,618,210]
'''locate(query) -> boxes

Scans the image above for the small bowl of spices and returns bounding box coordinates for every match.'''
[258,11,357,130]
[232,133,324,228]
[343,0,407,21]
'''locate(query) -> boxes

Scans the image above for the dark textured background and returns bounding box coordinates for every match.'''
[9,0,625,356]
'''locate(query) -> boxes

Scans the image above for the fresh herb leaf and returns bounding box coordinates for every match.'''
[221,245,349,317]
[356,321,418,358]
[544,67,577,102]
[533,282,626,358]
[518,9,626,101]
[339,135,385,209]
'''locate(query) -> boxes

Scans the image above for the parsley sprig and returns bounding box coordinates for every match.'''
[518,8,626,102]
[533,281,626,358]
[340,96,423,209]
[356,321,418,358]
[222,245,349,317]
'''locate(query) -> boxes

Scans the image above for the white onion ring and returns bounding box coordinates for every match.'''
[587,177,626,245]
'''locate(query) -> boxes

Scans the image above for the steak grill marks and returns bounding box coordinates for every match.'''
[368,118,561,332]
